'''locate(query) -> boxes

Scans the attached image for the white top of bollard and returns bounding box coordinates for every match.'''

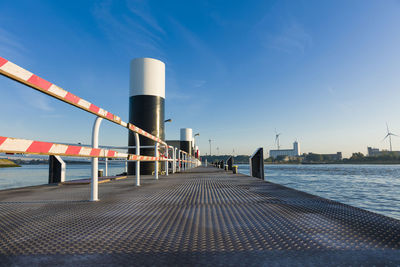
[130,58,165,98]
[180,128,192,141]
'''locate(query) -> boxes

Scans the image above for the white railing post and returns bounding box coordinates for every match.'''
[165,145,169,176]
[173,147,176,173]
[134,132,140,186]
[105,157,108,177]
[154,142,159,180]
[178,150,181,172]
[91,117,103,202]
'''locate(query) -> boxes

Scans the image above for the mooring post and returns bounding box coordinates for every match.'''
[227,156,233,171]
[249,147,265,180]
[128,58,165,176]
[91,117,103,202]
[134,132,140,186]
[154,142,159,180]
[49,155,66,184]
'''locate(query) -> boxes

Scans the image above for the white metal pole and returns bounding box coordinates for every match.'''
[134,132,140,186]
[105,157,108,177]
[125,161,128,173]
[178,150,181,172]
[154,142,159,180]
[91,117,103,202]
[173,147,176,173]
[165,146,169,176]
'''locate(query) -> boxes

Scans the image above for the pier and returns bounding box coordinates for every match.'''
[0,166,399,266]
[1,54,400,266]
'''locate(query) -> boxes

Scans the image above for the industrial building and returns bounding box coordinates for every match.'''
[269,141,300,158]
[367,147,400,157]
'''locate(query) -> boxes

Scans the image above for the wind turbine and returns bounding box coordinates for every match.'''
[274,129,282,150]
[383,123,398,152]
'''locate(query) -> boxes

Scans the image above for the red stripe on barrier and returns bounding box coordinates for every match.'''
[90,148,101,156]
[107,151,115,157]
[106,112,114,120]
[0,57,7,67]
[26,141,53,154]
[65,92,81,104]
[89,104,100,113]
[0,136,7,146]
[27,75,52,90]
[65,145,81,155]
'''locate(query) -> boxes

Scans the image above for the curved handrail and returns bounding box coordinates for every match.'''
[0,57,166,146]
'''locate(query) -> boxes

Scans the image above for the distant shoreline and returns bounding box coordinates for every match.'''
[0,159,21,168]
[265,161,400,165]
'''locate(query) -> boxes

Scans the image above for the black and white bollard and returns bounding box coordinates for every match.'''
[128,58,165,175]
[180,128,192,155]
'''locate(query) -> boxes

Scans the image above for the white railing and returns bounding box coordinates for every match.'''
[0,56,200,201]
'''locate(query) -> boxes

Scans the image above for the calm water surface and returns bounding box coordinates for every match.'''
[0,163,125,190]
[238,164,400,220]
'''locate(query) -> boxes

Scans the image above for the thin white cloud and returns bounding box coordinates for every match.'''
[125,0,165,35]
[168,17,228,77]
[11,83,54,112]
[0,27,27,60]
[256,20,312,54]
[328,87,335,95]
[192,80,206,88]
[92,0,165,55]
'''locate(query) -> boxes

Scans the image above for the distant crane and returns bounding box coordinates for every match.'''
[274,129,282,150]
[208,139,212,156]
[383,123,398,151]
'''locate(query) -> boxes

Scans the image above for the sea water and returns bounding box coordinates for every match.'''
[0,163,125,190]
[238,164,400,220]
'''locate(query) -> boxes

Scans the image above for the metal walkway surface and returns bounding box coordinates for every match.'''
[0,167,399,266]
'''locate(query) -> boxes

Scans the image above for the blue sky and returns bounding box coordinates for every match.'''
[1,0,400,157]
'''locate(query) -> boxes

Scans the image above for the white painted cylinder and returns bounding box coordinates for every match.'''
[165,146,169,176]
[130,58,165,98]
[105,158,108,177]
[154,143,159,180]
[91,117,103,202]
[180,128,193,141]
[134,132,140,186]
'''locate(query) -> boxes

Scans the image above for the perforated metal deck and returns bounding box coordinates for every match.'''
[0,167,399,266]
